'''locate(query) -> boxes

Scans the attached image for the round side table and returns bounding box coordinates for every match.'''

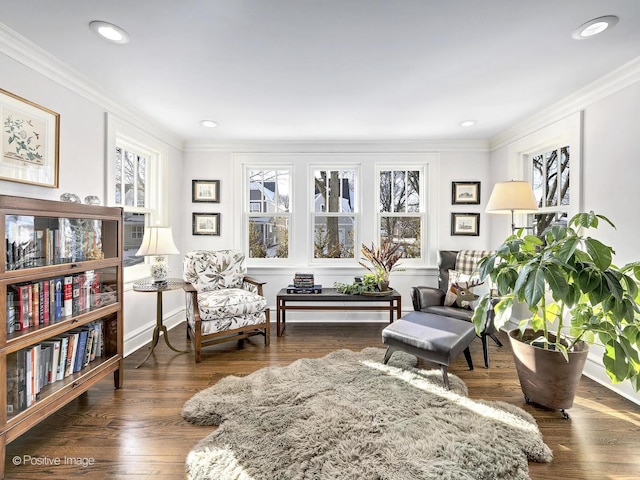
[133,278,188,367]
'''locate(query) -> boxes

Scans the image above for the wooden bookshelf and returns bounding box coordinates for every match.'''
[0,195,123,479]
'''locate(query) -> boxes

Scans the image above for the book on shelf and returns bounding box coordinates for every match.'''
[39,344,51,389]
[286,284,323,294]
[48,278,55,322]
[70,328,92,373]
[31,281,39,326]
[6,352,20,415]
[6,289,16,334]
[42,279,50,324]
[72,275,80,316]
[65,332,78,377]
[63,275,73,317]
[54,277,63,319]
[52,335,70,381]
[14,283,32,330]
[39,340,61,384]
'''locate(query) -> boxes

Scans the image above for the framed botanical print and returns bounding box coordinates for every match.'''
[451,213,480,236]
[452,181,480,205]
[192,179,220,203]
[1,88,60,188]
[192,212,220,235]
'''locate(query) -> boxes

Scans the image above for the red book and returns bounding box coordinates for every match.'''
[14,284,31,330]
[31,282,39,326]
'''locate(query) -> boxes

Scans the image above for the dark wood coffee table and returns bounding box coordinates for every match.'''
[276,287,402,336]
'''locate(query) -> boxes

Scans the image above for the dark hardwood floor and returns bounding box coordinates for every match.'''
[4,321,640,479]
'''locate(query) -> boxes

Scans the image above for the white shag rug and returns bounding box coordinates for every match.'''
[182,348,552,480]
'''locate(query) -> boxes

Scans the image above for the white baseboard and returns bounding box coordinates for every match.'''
[123,307,186,357]
[581,351,640,406]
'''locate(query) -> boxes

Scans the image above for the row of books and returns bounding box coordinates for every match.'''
[6,271,107,334]
[6,320,105,415]
[5,215,104,271]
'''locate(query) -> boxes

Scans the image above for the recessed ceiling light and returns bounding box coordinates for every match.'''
[89,20,130,44]
[458,120,476,127]
[200,120,219,128]
[572,15,618,40]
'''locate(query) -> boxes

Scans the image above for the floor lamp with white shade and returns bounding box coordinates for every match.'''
[486,180,538,233]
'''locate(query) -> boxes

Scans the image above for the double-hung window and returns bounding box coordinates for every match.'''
[247,169,291,258]
[312,168,357,259]
[107,116,167,283]
[378,167,424,258]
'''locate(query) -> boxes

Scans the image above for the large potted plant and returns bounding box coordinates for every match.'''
[472,212,640,416]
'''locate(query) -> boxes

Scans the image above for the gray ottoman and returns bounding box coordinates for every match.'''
[382,311,476,389]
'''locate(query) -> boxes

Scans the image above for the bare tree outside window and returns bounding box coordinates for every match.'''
[115,145,150,267]
[313,170,355,259]
[530,146,570,236]
[379,169,421,258]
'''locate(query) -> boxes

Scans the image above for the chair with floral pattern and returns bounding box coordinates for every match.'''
[183,249,270,362]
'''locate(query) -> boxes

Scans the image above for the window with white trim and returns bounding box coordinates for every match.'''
[528,145,570,236]
[312,168,357,259]
[246,169,291,258]
[378,167,424,258]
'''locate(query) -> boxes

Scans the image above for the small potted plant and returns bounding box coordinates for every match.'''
[360,241,403,292]
[472,211,640,416]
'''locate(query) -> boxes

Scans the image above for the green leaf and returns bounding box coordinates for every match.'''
[555,342,569,362]
[603,270,624,301]
[577,268,601,294]
[595,214,616,229]
[544,265,569,302]
[471,296,490,335]
[493,297,514,331]
[524,235,544,245]
[585,238,613,270]
[522,264,546,307]
[555,236,580,264]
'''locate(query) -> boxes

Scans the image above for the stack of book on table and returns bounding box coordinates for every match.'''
[287,273,322,294]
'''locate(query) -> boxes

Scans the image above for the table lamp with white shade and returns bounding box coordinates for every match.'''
[486,180,538,233]
[135,226,179,285]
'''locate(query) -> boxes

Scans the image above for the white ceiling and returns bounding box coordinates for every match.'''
[1,0,640,143]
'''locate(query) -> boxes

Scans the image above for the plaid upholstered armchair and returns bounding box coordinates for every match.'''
[411,250,502,368]
[183,250,270,362]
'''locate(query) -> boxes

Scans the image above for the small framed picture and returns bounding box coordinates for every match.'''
[192,179,220,203]
[192,213,220,236]
[451,213,480,236]
[452,181,480,205]
[1,88,60,188]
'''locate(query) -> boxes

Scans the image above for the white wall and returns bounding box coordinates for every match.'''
[0,52,186,357]
[181,144,492,319]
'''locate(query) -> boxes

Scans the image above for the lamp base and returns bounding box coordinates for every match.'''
[150,255,170,285]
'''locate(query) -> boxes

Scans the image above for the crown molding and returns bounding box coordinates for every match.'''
[183,138,491,153]
[490,56,640,151]
[0,23,185,151]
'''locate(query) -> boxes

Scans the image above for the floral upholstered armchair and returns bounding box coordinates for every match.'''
[183,250,270,362]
